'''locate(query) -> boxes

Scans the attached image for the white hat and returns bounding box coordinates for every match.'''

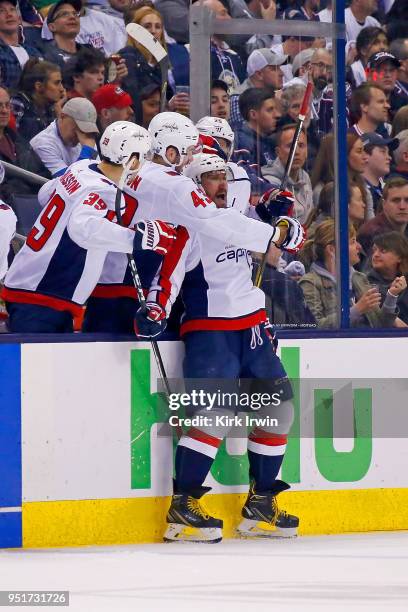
[247,48,288,77]
[62,98,99,133]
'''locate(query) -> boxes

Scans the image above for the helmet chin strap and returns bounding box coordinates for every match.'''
[119,156,138,190]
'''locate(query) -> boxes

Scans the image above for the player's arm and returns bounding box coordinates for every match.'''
[134,227,195,338]
[0,204,17,280]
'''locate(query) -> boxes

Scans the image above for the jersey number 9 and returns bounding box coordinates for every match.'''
[26,193,65,252]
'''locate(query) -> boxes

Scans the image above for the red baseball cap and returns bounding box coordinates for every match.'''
[92,84,133,113]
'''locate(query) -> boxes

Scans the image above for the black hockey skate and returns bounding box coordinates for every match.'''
[237,480,299,538]
[164,486,223,543]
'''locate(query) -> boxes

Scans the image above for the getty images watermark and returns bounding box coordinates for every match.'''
[167,389,282,428]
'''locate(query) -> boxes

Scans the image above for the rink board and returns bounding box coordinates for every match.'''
[1,337,408,548]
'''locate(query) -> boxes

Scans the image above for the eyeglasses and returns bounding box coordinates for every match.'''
[311,62,332,71]
[0,101,10,110]
[52,10,80,20]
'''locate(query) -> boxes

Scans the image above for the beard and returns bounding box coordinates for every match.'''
[314,76,328,91]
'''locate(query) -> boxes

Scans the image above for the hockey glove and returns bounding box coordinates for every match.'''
[134,302,167,338]
[256,188,295,223]
[275,216,306,254]
[135,220,177,255]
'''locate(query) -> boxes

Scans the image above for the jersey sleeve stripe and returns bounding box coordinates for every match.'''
[156,226,190,310]
[1,287,83,317]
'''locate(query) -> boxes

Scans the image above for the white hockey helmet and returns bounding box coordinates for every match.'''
[183,153,227,185]
[196,116,234,160]
[148,112,199,166]
[100,121,151,166]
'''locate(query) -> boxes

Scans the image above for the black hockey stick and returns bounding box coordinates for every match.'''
[126,23,169,112]
[255,81,313,288]
[115,168,172,398]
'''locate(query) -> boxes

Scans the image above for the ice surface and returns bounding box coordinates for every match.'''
[1,532,408,611]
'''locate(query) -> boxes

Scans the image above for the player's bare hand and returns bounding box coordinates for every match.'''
[168,93,190,115]
[355,287,381,314]
[388,276,407,297]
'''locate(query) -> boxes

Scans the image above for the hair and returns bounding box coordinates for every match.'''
[392,106,408,137]
[310,132,364,188]
[302,219,356,266]
[349,82,385,122]
[355,26,388,62]
[124,5,167,61]
[304,181,334,230]
[383,176,408,201]
[18,58,60,98]
[275,122,306,147]
[62,48,105,89]
[211,79,229,94]
[238,87,274,122]
[373,231,408,275]
[393,129,408,165]
[389,38,408,61]
[279,84,306,115]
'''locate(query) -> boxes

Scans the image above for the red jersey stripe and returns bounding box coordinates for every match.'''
[187,426,222,449]
[180,309,267,335]
[1,287,82,317]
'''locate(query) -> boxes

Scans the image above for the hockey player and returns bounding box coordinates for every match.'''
[2,122,177,333]
[134,153,305,543]
[84,112,298,333]
[0,199,16,282]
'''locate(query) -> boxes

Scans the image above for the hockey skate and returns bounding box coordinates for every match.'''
[237,480,299,538]
[164,486,223,543]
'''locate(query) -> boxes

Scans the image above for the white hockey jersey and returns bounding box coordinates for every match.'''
[92,160,277,297]
[0,202,16,281]
[3,161,136,316]
[147,223,266,335]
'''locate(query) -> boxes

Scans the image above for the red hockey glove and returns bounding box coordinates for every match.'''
[135,220,177,255]
[256,188,295,223]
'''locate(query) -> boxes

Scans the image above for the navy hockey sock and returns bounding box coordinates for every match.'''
[175,445,214,493]
[247,429,287,491]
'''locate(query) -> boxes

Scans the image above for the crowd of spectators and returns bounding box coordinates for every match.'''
[0,0,407,332]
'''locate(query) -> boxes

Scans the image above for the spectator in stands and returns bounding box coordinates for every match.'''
[234,88,279,172]
[366,52,408,118]
[255,243,316,328]
[309,48,333,129]
[201,0,245,91]
[350,82,391,138]
[40,0,90,68]
[0,0,42,89]
[389,39,408,97]
[391,130,408,181]
[392,106,408,137]
[92,83,133,132]
[210,79,230,120]
[358,177,408,255]
[77,0,127,56]
[361,132,399,215]
[120,6,173,110]
[155,0,188,44]
[141,82,162,122]
[349,26,388,88]
[348,181,367,229]
[63,47,105,100]
[0,86,50,199]
[262,124,313,224]
[291,48,315,79]
[367,231,408,324]
[11,59,65,142]
[242,0,277,55]
[30,97,98,177]
[304,181,334,240]
[299,219,397,328]
[235,48,286,96]
[345,0,381,43]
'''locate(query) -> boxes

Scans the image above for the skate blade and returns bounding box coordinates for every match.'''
[164,523,222,544]
[237,518,297,539]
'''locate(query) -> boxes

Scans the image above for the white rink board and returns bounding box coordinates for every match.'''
[21,337,408,502]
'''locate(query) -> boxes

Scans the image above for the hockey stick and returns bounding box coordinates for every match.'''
[126,23,169,112]
[255,81,313,288]
[114,166,172,398]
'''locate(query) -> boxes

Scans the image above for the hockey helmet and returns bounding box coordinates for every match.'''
[183,153,227,185]
[148,112,199,167]
[196,116,234,160]
[100,121,151,167]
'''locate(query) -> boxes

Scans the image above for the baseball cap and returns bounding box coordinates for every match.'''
[247,49,288,77]
[292,49,315,77]
[92,84,133,113]
[0,0,18,6]
[367,51,401,71]
[361,132,399,151]
[62,98,99,133]
[47,0,82,23]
